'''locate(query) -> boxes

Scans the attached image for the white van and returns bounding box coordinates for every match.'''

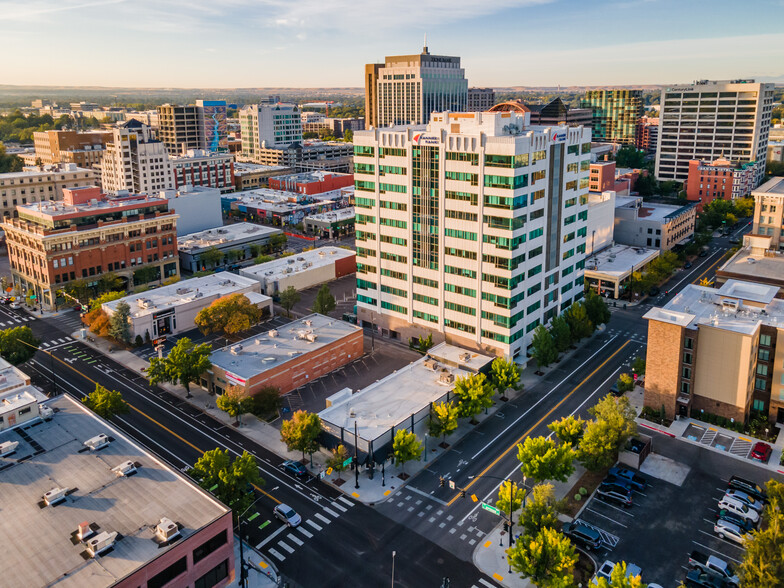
[717,496,759,524]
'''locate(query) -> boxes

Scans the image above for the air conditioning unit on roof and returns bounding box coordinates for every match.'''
[84,434,110,451]
[156,517,180,542]
[112,461,137,477]
[44,487,68,506]
[86,531,118,557]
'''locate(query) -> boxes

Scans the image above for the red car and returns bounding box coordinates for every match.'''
[750,442,772,463]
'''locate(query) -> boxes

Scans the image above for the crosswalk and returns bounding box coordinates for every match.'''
[0,316,35,326]
[260,495,356,562]
[40,336,74,349]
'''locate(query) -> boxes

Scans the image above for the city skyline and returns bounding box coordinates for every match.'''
[1,0,782,88]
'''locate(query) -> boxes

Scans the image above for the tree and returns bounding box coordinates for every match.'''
[453,372,494,423]
[312,284,336,315]
[584,290,611,327]
[427,401,459,446]
[631,356,646,376]
[547,416,586,447]
[531,325,558,369]
[216,386,251,426]
[578,395,638,471]
[195,293,264,336]
[189,448,261,515]
[279,286,301,317]
[392,429,423,474]
[518,483,562,538]
[147,337,212,396]
[497,479,526,538]
[81,384,129,419]
[280,410,322,464]
[0,326,40,365]
[327,444,350,482]
[490,356,522,397]
[738,480,784,587]
[108,301,132,343]
[516,436,575,483]
[635,173,656,197]
[245,385,283,419]
[89,290,126,312]
[506,526,577,588]
[97,272,122,294]
[200,247,224,269]
[550,315,572,354]
[269,233,287,252]
[564,302,594,342]
[595,562,646,588]
[343,129,354,142]
[615,146,646,168]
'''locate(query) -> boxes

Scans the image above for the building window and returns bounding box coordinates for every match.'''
[682,367,691,379]
[760,334,772,347]
[755,378,767,391]
[758,349,770,361]
[680,381,690,395]
[147,556,187,588]
[193,530,228,564]
[195,559,229,588]
[684,337,694,350]
[757,364,769,376]
[683,352,692,365]
[752,399,765,413]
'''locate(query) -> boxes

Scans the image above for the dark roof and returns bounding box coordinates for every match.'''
[121,119,144,129]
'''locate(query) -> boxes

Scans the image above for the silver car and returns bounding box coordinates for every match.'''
[714,520,748,545]
[273,503,302,527]
[724,489,763,513]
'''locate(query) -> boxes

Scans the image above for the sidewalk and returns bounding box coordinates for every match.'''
[227,535,278,588]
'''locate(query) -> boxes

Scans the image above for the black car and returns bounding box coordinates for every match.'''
[684,261,693,269]
[648,286,660,296]
[685,569,726,588]
[728,475,767,503]
[715,509,755,532]
[596,483,632,507]
[562,521,602,550]
[698,249,708,257]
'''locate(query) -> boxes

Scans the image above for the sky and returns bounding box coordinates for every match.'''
[1,0,782,88]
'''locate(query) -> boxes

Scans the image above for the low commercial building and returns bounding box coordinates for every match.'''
[233,162,293,192]
[715,234,784,295]
[239,246,356,296]
[583,244,660,299]
[170,150,235,194]
[303,207,355,239]
[268,171,354,196]
[0,357,50,432]
[207,313,363,396]
[768,141,784,163]
[644,279,784,424]
[0,163,95,219]
[238,142,353,174]
[178,223,283,273]
[103,272,268,340]
[685,157,758,212]
[614,195,696,250]
[319,343,493,458]
[0,393,235,588]
[223,189,339,226]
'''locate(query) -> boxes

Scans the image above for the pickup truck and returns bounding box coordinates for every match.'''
[608,466,647,491]
[688,551,739,586]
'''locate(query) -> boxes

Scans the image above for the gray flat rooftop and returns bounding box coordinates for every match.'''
[319,343,493,443]
[305,207,355,223]
[752,176,784,196]
[0,395,229,588]
[615,196,692,222]
[718,247,784,284]
[240,246,355,283]
[210,313,361,381]
[233,162,291,174]
[178,222,282,253]
[584,245,660,279]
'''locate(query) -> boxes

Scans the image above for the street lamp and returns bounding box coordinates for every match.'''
[424,433,428,462]
[391,550,396,588]
[237,494,267,588]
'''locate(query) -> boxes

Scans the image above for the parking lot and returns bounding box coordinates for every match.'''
[573,432,783,585]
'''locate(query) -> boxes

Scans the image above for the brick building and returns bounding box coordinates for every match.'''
[28,130,111,168]
[268,171,354,195]
[3,186,179,309]
[635,116,659,154]
[685,157,757,212]
[170,150,235,194]
[589,161,616,193]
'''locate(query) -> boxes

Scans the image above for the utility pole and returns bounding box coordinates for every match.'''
[354,420,359,490]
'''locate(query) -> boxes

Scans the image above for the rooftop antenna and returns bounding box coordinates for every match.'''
[423,33,429,55]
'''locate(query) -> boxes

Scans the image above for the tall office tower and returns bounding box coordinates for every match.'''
[581,89,643,145]
[196,100,228,152]
[157,104,203,154]
[467,88,495,112]
[655,80,775,185]
[100,120,174,193]
[353,110,591,358]
[364,45,468,129]
[239,104,304,157]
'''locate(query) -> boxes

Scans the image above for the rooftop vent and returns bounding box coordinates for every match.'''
[137,298,154,309]
[439,371,455,385]
[288,351,301,357]
[255,338,262,345]
[86,531,118,557]
[423,358,438,370]
[459,352,471,363]
[111,461,137,477]
[156,517,180,542]
[262,356,276,363]
[304,332,318,343]
[175,287,191,295]
[0,440,19,457]
[83,434,110,451]
[44,487,68,506]
[77,521,94,541]
[268,329,279,338]
[230,345,243,355]
[194,291,204,298]
[349,408,356,418]
[722,298,740,312]
[303,319,312,327]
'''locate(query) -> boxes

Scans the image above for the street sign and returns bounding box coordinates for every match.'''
[448,480,456,490]
[326,467,333,475]
[29,295,36,300]
[342,457,352,467]
[319,471,326,479]
[481,503,501,516]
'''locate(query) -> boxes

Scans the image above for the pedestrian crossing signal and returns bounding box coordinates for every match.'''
[460,490,466,498]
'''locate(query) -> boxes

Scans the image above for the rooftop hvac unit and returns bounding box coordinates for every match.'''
[86,531,118,557]
[44,487,68,506]
[459,352,471,363]
[255,338,262,345]
[268,329,279,337]
[349,408,356,418]
[288,351,301,357]
[137,298,153,309]
[156,517,180,542]
[77,521,94,541]
[194,291,204,298]
[297,257,305,261]
[175,287,191,295]
[230,345,243,355]
[39,404,54,419]
[112,461,137,477]
[423,358,438,370]
[303,319,312,327]
[439,371,455,385]
[84,434,110,451]
[262,356,276,363]
[0,440,19,457]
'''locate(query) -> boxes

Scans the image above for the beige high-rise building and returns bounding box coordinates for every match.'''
[364,45,468,129]
[750,176,784,250]
[0,164,94,219]
[100,120,174,194]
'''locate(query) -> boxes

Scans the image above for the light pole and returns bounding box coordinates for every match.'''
[424,433,428,462]
[469,474,525,573]
[391,550,396,588]
[237,494,266,588]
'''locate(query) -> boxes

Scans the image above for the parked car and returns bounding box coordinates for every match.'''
[698,249,709,257]
[562,521,602,550]
[601,477,633,493]
[596,483,633,507]
[9,301,20,309]
[725,489,763,513]
[608,466,647,491]
[716,496,760,524]
[648,286,661,296]
[273,503,302,527]
[609,383,622,396]
[728,475,768,502]
[688,551,739,586]
[729,237,741,245]
[684,569,728,588]
[592,561,643,586]
[715,509,756,532]
[684,261,693,269]
[282,460,307,477]
[750,442,772,463]
[714,520,749,545]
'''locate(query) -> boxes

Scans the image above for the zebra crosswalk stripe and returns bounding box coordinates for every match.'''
[322,507,340,518]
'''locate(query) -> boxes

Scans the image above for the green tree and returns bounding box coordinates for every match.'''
[97,272,123,295]
[497,479,526,538]
[343,129,354,142]
[89,290,126,311]
[516,436,575,483]
[506,526,577,588]
[547,416,586,447]
[0,143,24,173]
[312,284,337,315]
[279,286,301,317]
[280,410,322,463]
[614,146,646,168]
[738,480,784,588]
[216,386,251,426]
[631,356,646,376]
[564,302,594,342]
[595,562,646,588]
[734,197,754,218]
[550,315,572,354]
[245,385,283,419]
[531,325,559,369]
[489,356,522,397]
[269,233,288,252]
[81,383,129,419]
[584,290,611,327]
[0,326,41,365]
[578,394,638,471]
[327,444,350,482]
[392,428,423,474]
[453,372,494,423]
[518,483,562,538]
[635,173,657,197]
[617,373,634,393]
[195,293,264,335]
[428,401,459,444]
[108,301,132,343]
[147,337,212,396]
[200,247,224,269]
[189,448,261,515]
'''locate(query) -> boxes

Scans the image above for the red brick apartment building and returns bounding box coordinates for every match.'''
[268,171,354,195]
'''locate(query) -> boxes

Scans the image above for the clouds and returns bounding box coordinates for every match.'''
[0,0,127,21]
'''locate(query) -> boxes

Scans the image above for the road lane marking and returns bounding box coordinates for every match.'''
[278,541,295,553]
[256,524,288,549]
[287,534,304,546]
[322,507,340,518]
[267,548,285,561]
[296,526,313,538]
[314,513,331,524]
[305,519,322,531]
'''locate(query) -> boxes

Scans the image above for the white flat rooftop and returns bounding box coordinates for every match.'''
[210,313,361,381]
[240,246,354,283]
[319,343,494,443]
[584,245,660,279]
[233,162,290,174]
[0,395,229,588]
[305,207,355,223]
[103,273,260,318]
[718,247,784,284]
[178,222,282,253]
[0,385,47,417]
[752,176,784,196]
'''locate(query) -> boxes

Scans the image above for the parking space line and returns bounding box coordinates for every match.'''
[696,530,745,552]
[585,508,628,528]
[692,540,742,563]
[593,500,635,517]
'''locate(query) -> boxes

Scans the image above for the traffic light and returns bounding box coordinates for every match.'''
[439,477,445,488]
[460,490,466,498]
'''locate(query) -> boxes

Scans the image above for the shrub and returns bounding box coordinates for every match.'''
[134,335,143,347]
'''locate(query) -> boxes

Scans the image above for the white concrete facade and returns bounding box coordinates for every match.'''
[353,110,592,358]
[585,191,616,255]
[239,104,303,155]
[100,120,174,194]
[156,185,222,236]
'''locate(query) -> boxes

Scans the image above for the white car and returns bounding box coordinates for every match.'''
[717,496,760,524]
[714,520,749,545]
[273,503,301,527]
[725,489,764,513]
[9,301,20,309]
